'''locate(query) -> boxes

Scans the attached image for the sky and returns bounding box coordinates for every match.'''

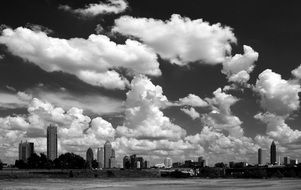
[0,0,301,166]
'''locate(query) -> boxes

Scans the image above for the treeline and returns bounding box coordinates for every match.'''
[15,152,98,169]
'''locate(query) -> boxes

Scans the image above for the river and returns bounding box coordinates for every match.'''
[0,178,300,190]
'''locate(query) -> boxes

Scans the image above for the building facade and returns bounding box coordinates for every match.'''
[47,125,57,160]
[18,141,34,162]
[258,148,262,165]
[104,140,112,168]
[97,147,104,168]
[86,147,94,169]
[270,141,276,165]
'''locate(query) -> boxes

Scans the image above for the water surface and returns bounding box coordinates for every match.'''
[0,178,300,190]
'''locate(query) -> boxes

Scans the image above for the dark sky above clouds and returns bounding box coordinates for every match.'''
[0,0,301,165]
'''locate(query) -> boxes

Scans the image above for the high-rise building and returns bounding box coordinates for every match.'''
[130,154,137,169]
[198,156,206,167]
[18,141,34,163]
[123,156,131,169]
[104,140,112,168]
[270,141,276,165]
[137,157,144,168]
[97,147,104,168]
[86,147,94,169]
[164,157,173,168]
[258,148,262,165]
[47,125,57,160]
[284,156,289,165]
[109,148,116,168]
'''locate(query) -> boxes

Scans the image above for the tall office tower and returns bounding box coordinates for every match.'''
[284,156,289,165]
[104,140,112,168]
[18,141,34,162]
[270,141,276,165]
[198,156,206,167]
[86,147,94,169]
[123,156,131,169]
[130,154,137,169]
[164,157,173,168]
[97,147,104,168]
[47,125,57,160]
[109,148,116,168]
[137,157,144,168]
[258,148,262,165]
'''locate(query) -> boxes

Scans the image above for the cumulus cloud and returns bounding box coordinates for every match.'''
[222,45,258,83]
[60,0,128,16]
[177,94,208,107]
[30,89,123,115]
[255,69,301,115]
[0,91,31,109]
[0,27,160,89]
[181,107,200,120]
[255,112,301,144]
[0,97,116,163]
[186,126,258,163]
[116,75,186,140]
[291,64,301,79]
[113,14,236,65]
[203,88,244,137]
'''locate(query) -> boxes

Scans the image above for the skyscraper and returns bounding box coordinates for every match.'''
[258,148,262,165]
[86,147,94,169]
[123,156,130,169]
[18,141,34,163]
[109,148,116,168]
[47,125,57,160]
[104,140,112,168]
[270,141,276,165]
[97,147,104,168]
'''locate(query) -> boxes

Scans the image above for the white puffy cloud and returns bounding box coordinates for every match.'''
[0,91,31,109]
[255,69,301,115]
[291,64,301,79]
[181,107,200,120]
[222,45,258,83]
[60,0,128,16]
[177,94,208,107]
[0,97,116,163]
[31,89,123,115]
[116,75,186,140]
[254,112,301,144]
[203,88,244,137]
[186,126,258,163]
[113,14,236,65]
[0,27,160,89]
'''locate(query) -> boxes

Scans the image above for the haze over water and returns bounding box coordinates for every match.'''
[0,178,300,190]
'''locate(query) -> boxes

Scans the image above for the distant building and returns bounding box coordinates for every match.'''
[109,148,116,168]
[130,154,137,169]
[18,141,34,163]
[47,125,57,160]
[104,140,112,168]
[198,156,206,167]
[258,148,262,165]
[123,156,131,169]
[164,157,172,168]
[270,141,276,165]
[290,159,298,165]
[86,147,94,169]
[137,157,144,168]
[284,156,289,165]
[97,147,104,168]
[144,160,149,169]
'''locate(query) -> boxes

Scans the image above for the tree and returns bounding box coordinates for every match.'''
[54,153,85,169]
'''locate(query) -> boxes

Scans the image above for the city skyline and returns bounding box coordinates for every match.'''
[1,0,301,166]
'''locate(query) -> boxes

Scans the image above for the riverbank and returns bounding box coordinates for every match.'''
[0,169,161,179]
